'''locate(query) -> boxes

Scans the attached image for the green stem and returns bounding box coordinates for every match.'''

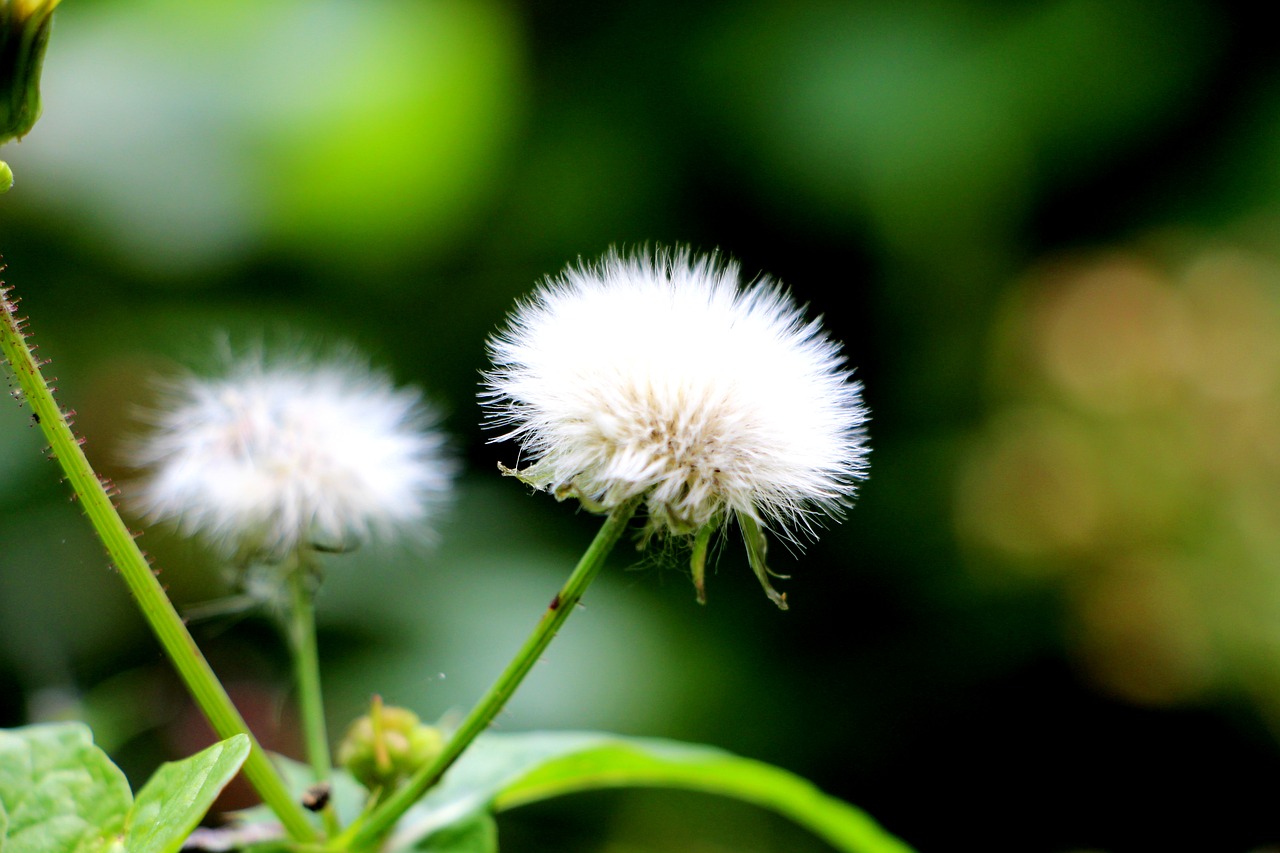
[287,556,340,836]
[288,558,332,780]
[0,279,317,843]
[339,496,643,851]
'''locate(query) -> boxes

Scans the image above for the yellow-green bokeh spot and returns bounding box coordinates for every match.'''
[1,0,59,143]
[11,0,523,272]
[259,0,523,269]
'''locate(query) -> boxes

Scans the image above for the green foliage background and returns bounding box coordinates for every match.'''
[3,1,1280,850]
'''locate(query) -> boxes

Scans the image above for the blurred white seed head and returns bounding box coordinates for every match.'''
[130,349,454,562]
[483,247,869,607]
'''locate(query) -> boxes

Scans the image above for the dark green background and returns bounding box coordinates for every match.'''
[3,2,1279,850]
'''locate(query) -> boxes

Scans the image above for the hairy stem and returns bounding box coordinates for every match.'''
[340,496,642,850]
[0,278,317,843]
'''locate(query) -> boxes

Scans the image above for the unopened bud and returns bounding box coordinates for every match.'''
[337,699,443,791]
[1,0,61,143]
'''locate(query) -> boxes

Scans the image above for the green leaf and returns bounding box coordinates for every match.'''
[497,739,910,853]
[0,722,132,853]
[413,813,498,852]
[0,725,250,853]
[122,734,251,853]
[391,732,913,853]
[237,734,910,852]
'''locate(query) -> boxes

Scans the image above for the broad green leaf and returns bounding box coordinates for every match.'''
[236,733,911,852]
[122,734,250,853]
[393,732,912,853]
[0,722,131,853]
[494,738,911,853]
[413,813,498,852]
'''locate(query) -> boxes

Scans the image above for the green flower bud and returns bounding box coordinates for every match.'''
[1,0,60,144]
[337,701,444,792]
[1,159,11,192]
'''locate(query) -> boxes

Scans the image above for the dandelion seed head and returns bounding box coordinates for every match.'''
[484,247,869,603]
[130,350,453,561]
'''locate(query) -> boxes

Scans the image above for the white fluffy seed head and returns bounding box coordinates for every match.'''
[129,350,454,562]
[483,247,870,550]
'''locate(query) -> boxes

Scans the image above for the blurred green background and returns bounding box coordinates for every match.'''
[4,0,1280,850]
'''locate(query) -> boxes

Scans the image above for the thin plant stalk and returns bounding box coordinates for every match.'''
[339,495,643,850]
[0,280,318,844]
[287,554,341,836]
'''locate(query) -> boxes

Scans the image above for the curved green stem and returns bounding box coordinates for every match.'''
[339,496,643,850]
[0,278,317,843]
